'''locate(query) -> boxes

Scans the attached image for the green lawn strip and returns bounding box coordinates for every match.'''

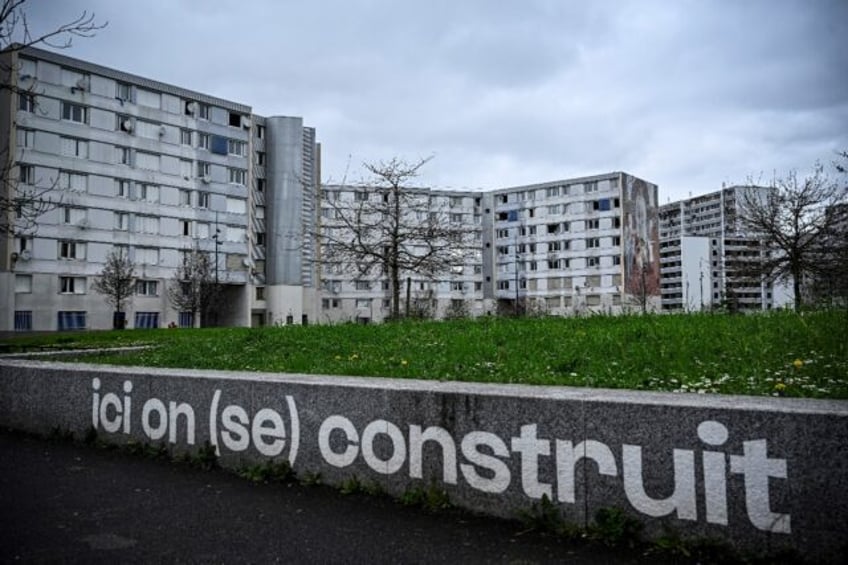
[3,310,846,399]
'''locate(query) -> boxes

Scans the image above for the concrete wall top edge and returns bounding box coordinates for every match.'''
[2,359,846,415]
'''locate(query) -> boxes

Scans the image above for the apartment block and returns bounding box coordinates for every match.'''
[0,47,318,331]
[482,173,661,315]
[658,186,790,312]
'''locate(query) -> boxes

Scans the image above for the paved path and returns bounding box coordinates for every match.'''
[0,430,663,564]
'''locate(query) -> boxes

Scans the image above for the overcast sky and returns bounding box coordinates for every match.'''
[27,0,848,202]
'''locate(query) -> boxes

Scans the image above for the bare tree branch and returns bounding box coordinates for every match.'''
[0,1,106,235]
[91,248,136,325]
[318,157,479,320]
[738,162,848,310]
[168,246,223,327]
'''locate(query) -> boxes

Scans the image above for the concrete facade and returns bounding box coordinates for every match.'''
[1,358,845,562]
[0,47,319,331]
[659,186,792,312]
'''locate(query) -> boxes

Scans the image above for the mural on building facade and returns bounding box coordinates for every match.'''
[623,176,660,299]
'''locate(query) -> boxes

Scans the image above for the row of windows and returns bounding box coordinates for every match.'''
[492,179,620,205]
[18,62,253,132]
[494,198,621,222]
[13,310,187,331]
[495,236,622,255]
[14,275,159,296]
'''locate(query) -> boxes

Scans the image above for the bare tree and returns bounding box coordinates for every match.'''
[319,157,478,320]
[738,163,848,311]
[91,248,135,328]
[1,2,106,235]
[168,247,221,328]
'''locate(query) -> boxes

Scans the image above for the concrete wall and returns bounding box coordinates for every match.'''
[0,359,845,562]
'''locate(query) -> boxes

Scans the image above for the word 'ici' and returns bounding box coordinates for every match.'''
[319,417,790,533]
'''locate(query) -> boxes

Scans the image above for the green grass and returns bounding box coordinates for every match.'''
[3,310,847,399]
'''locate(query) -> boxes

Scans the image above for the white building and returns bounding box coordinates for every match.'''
[0,47,318,331]
[659,186,792,312]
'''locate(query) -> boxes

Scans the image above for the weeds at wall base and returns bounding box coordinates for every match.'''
[22,429,815,564]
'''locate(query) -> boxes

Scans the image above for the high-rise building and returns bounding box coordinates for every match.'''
[0,46,318,331]
[658,186,791,312]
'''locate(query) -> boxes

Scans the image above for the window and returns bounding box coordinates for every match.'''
[256,125,265,139]
[178,312,194,328]
[497,245,509,256]
[613,216,621,228]
[138,184,159,203]
[450,213,463,223]
[585,181,598,193]
[498,280,510,290]
[613,255,621,266]
[14,311,32,331]
[198,192,210,209]
[548,241,562,252]
[116,146,132,165]
[197,161,211,177]
[19,93,35,112]
[115,212,129,231]
[587,237,600,249]
[135,280,158,296]
[181,220,191,236]
[60,276,86,294]
[612,236,621,246]
[496,229,509,238]
[229,112,242,127]
[136,152,160,171]
[198,133,210,150]
[225,226,245,242]
[228,139,247,156]
[61,102,87,123]
[609,177,620,190]
[355,280,371,291]
[58,311,86,331]
[322,298,341,309]
[450,282,465,291]
[59,172,87,192]
[117,114,133,133]
[547,259,560,270]
[115,179,130,198]
[355,298,372,309]
[134,312,160,329]
[180,129,192,145]
[256,287,265,301]
[545,186,559,198]
[15,274,32,293]
[587,219,600,230]
[354,191,368,202]
[17,128,34,148]
[256,232,266,246]
[135,88,160,109]
[547,205,560,215]
[198,103,210,120]
[61,137,88,158]
[136,247,159,265]
[587,257,600,267]
[61,206,86,225]
[179,189,192,206]
[257,178,266,193]
[19,165,34,185]
[115,81,131,101]
[228,168,246,185]
[136,215,159,234]
[58,240,85,260]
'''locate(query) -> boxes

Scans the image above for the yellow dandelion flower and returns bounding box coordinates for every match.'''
[793,359,803,370]
[774,382,786,391]
[401,359,408,366]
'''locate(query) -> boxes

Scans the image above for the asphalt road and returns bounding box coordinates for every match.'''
[0,429,663,564]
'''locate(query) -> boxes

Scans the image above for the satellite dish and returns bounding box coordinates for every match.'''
[20,249,32,261]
